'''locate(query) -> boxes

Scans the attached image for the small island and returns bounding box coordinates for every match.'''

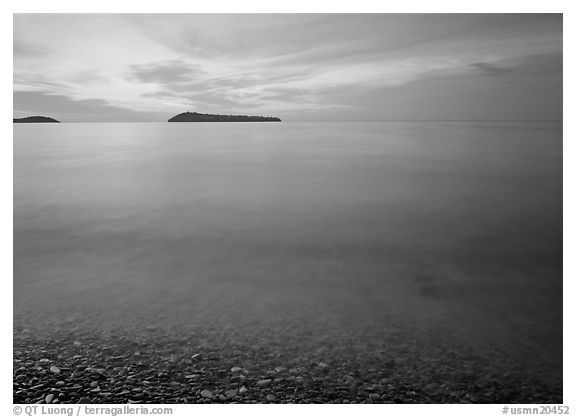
[14,116,60,123]
[168,112,281,122]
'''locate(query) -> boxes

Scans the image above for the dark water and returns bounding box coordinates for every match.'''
[14,121,562,384]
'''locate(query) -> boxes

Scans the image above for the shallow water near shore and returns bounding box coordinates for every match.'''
[14,121,562,401]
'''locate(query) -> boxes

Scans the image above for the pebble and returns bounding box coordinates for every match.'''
[369,393,381,401]
[266,394,276,402]
[55,381,65,386]
[45,393,54,404]
[200,389,213,399]
[49,366,61,373]
[225,389,238,398]
[317,362,329,369]
[90,381,99,388]
[239,387,249,395]
[230,366,243,373]
[257,379,272,387]
[39,359,51,363]
[275,367,287,373]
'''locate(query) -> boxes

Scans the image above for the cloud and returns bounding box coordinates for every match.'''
[128,60,206,84]
[469,62,513,76]
[13,40,48,58]
[132,58,328,113]
[469,52,562,78]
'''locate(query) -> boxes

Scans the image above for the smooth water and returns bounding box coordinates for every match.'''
[14,121,562,382]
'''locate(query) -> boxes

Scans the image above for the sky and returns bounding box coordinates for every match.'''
[13,14,562,122]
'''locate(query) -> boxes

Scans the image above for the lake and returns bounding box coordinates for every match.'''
[13,121,563,398]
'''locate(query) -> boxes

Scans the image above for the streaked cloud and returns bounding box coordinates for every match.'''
[128,60,206,84]
[470,52,562,78]
[13,14,562,121]
[469,62,513,77]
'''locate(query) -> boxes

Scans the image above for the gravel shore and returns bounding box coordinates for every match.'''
[13,323,562,404]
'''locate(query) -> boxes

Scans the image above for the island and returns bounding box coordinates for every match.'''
[168,112,281,122]
[14,116,60,123]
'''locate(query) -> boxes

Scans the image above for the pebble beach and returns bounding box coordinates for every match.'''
[14,312,562,404]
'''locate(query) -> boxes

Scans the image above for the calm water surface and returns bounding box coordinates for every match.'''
[14,121,562,382]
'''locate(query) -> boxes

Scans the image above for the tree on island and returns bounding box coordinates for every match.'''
[14,116,60,123]
[168,112,281,122]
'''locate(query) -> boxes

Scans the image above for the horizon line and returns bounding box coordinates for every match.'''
[12,119,564,123]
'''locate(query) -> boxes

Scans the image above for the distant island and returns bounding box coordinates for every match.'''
[168,112,281,122]
[14,116,60,123]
